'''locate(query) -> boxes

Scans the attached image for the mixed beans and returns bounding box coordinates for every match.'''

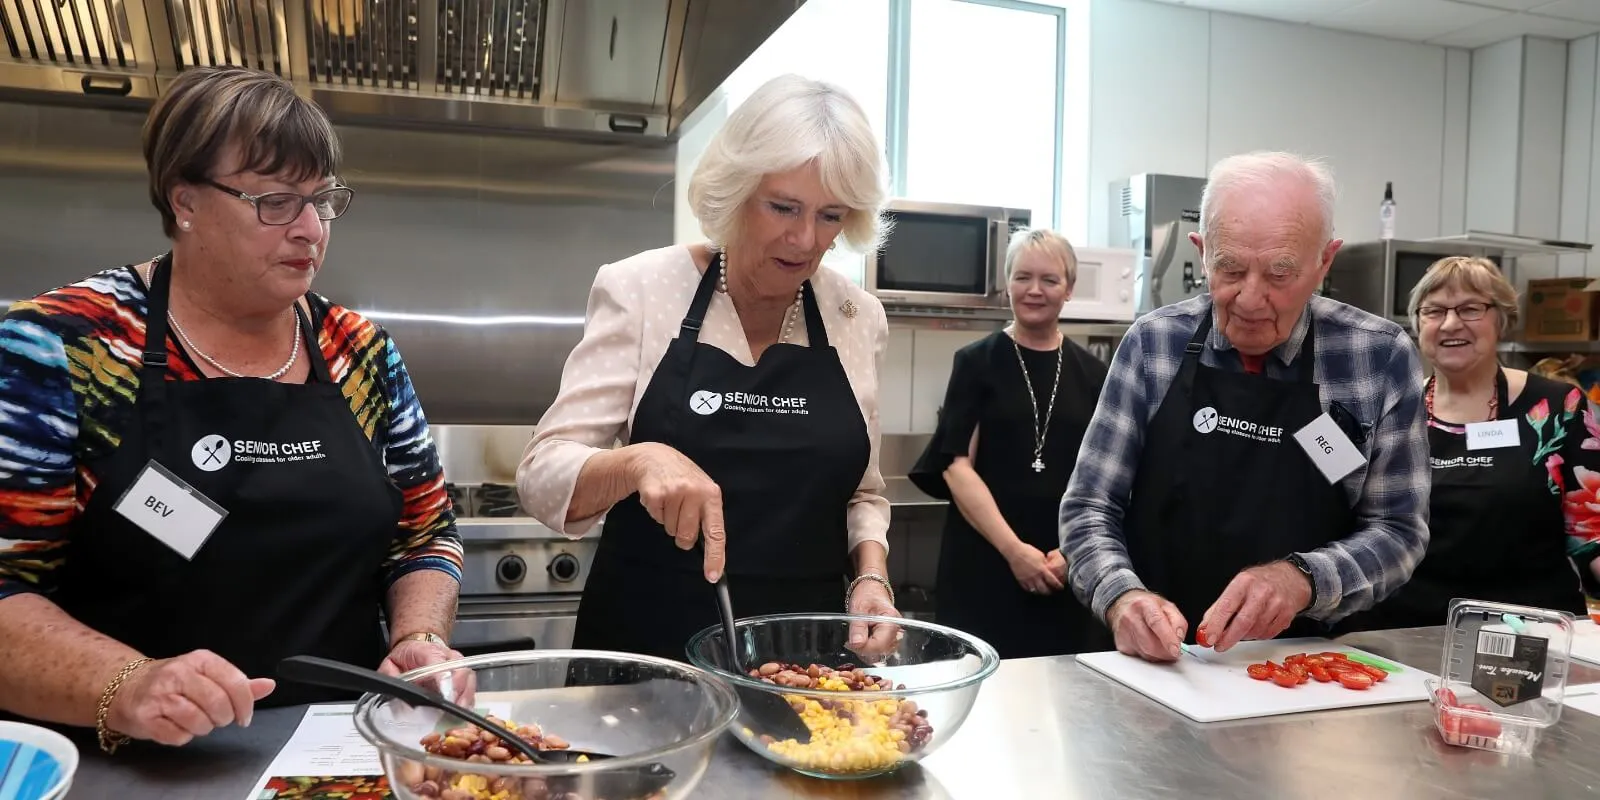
[398,716,664,800]
[743,661,934,775]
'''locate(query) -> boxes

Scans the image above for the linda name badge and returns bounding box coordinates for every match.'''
[112,460,228,560]
[1466,419,1520,451]
[1293,413,1367,484]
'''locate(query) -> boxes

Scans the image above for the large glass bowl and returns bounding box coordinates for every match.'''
[352,650,738,800]
[685,613,999,780]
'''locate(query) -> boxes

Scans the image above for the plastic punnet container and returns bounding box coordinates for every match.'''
[1427,598,1576,756]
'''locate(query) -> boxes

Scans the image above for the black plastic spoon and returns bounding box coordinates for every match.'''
[710,575,815,744]
[276,655,675,796]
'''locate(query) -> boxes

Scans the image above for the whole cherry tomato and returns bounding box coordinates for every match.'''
[1196,626,1211,647]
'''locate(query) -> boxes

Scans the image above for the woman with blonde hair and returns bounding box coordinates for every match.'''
[909,228,1108,657]
[519,74,900,659]
[1340,256,1600,631]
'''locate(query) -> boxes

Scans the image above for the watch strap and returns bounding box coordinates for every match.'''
[1285,553,1317,610]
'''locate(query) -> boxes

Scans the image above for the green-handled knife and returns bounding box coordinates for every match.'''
[1344,651,1404,673]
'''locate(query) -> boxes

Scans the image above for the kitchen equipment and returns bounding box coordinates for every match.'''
[349,649,736,800]
[0,721,77,800]
[1061,246,1137,323]
[709,576,814,744]
[685,612,999,780]
[1075,638,1434,723]
[864,198,1030,315]
[1426,599,1575,756]
[1109,173,1207,315]
[1324,233,1592,327]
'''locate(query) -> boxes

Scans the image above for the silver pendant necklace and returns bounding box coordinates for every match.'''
[716,249,802,344]
[1011,329,1063,472]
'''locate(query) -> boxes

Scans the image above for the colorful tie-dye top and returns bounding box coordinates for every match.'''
[0,266,464,601]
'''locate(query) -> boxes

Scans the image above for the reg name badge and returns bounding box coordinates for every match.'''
[1293,413,1367,484]
[112,460,228,560]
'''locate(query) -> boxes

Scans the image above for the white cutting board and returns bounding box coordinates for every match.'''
[1076,637,1434,723]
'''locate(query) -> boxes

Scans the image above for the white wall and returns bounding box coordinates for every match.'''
[1086,0,1470,248]
[1561,34,1600,279]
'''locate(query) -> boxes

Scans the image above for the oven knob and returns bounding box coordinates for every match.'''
[549,553,581,583]
[495,555,527,586]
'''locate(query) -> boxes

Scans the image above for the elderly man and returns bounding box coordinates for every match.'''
[1060,151,1430,662]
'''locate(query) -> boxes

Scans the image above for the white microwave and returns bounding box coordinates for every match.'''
[1063,246,1138,323]
[865,199,1030,310]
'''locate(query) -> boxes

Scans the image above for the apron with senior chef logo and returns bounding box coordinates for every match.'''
[572,255,870,660]
[1109,306,1357,647]
[51,253,402,707]
[1337,371,1586,632]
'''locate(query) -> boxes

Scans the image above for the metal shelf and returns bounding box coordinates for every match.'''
[1498,341,1600,353]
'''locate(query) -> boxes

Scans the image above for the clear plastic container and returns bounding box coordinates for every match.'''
[1427,598,1576,756]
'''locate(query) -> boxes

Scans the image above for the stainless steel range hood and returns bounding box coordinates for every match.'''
[0,0,802,139]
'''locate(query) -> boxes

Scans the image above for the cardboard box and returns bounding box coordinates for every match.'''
[1523,278,1600,342]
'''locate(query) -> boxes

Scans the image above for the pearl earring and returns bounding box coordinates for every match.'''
[180,220,192,231]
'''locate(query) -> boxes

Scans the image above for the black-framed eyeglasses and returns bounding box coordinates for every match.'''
[1417,302,1494,323]
[205,179,354,226]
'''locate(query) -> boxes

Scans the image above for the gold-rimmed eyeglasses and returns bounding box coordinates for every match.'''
[205,179,354,226]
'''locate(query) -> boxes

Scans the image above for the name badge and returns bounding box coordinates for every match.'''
[112,460,228,560]
[1293,413,1367,484]
[1466,419,1520,451]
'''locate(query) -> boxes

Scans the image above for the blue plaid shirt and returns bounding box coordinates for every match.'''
[1060,294,1431,624]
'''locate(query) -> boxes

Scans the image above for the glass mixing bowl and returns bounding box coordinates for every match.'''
[352,650,738,800]
[685,613,999,780]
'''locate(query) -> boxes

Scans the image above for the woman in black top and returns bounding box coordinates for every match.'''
[910,228,1109,657]
[1338,256,1600,632]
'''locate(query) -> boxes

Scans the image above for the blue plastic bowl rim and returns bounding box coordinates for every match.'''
[683,611,1001,698]
[351,648,740,777]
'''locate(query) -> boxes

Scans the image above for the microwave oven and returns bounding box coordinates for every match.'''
[864,199,1030,310]
[1324,238,1506,326]
[1062,246,1137,323]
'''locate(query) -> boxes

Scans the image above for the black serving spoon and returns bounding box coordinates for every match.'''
[276,655,675,796]
[710,574,816,744]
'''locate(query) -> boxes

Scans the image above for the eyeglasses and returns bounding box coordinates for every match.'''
[1417,302,1494,322]
[205,179,354,226]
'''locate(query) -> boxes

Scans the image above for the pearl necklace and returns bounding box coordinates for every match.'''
[716,249,802,344]
[147,262,301,380]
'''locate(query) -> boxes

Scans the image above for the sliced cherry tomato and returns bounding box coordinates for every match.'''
[1303,655,1327,667]
[1247,663,1273,681]
[1321,651,1351,661]
[1356,664,1388,682]
[1310,665,1332,682]
[1338,671,1374,690]
[1284,653,1307,666]
[1264,660,1283,673]
[1196,626,1211,647]
[1272,670,1301,688]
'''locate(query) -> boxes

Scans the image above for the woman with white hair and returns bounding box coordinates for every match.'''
[1337,256,1600,631]
[909,228,1108,657]
[517,74,900,659]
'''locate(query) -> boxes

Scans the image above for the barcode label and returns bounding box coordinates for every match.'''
[1477,631,1515,657]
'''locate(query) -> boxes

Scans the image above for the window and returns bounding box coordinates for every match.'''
[892,0,1065,229]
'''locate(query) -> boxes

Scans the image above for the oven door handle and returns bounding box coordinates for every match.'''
[454,636,540,657]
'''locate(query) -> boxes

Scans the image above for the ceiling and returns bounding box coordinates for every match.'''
[1146,0,1600,48]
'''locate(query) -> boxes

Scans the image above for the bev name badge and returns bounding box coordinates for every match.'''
[112,460,228,560]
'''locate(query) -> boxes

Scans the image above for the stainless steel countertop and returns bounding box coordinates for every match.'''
[63,627,1600,799]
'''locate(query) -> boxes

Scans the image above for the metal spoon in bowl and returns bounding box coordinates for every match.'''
[276,656,676,795]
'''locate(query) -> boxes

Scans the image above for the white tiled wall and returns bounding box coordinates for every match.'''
[1560,34,1600,280]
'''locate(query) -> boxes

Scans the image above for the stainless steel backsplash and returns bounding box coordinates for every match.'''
[0,100,676,425]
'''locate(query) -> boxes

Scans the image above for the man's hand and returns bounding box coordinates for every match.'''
[1107,590,1187,662]
[1199,561,1312,652]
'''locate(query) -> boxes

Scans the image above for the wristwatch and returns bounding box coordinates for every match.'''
[397,631,449,648]
[1285,553,1317,611]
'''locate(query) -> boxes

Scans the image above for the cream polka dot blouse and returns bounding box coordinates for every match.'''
[517,244,892,554]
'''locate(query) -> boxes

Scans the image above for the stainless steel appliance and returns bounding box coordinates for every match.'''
[1110,173,1208,315]
[0,0,801,141]
[1325,233,1593,326]
[433,424,594,654]
[864,198,1030,314]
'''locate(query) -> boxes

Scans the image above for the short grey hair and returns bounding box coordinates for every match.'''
[1407,255,1519,337]
[1199,151,1337,244]
[1006,227,1079,289]
[688,74,890,252]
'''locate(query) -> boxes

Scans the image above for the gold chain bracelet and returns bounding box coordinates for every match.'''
[844,573,895,612]
[97,657,153,754]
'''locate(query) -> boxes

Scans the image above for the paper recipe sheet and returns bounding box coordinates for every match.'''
[246,702,513,800]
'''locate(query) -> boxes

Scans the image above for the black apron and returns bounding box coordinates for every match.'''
[571,258,870,661]
[1338,371,1585,631]
[50,254,401,707]
[1113,307,1354,646]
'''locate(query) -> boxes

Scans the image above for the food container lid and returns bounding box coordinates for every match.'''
[1437,598,1575,728]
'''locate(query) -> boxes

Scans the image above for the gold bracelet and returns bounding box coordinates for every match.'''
[97,657,153,754]
[845,573,895,612]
